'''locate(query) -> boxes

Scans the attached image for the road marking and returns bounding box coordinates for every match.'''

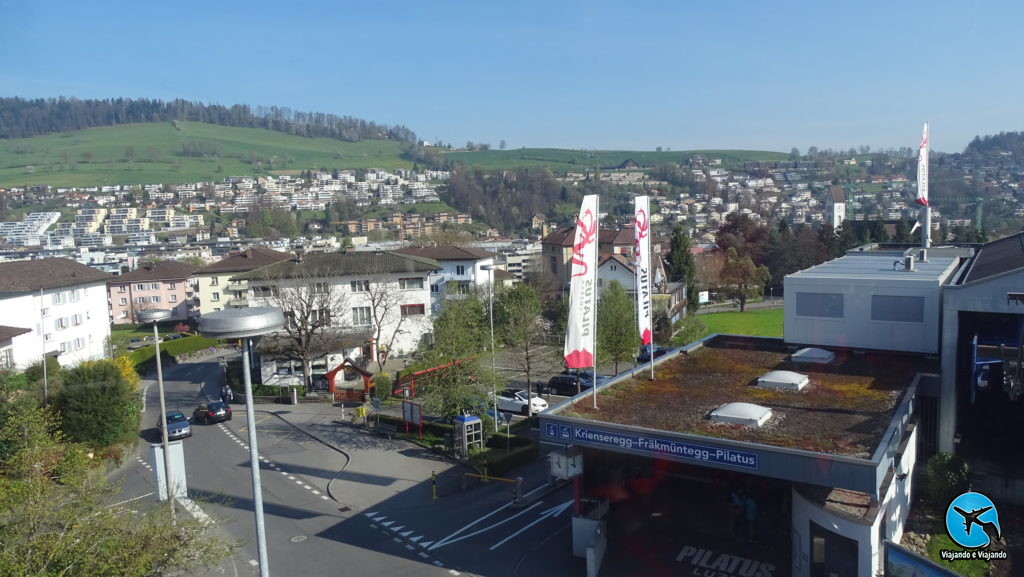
[429,501,543,550]
[405,544,414,550]
[391,525,404,532]
[432,560,444,567]
[179,497,212,525]
[381,521,394,527]
[249,560,258,567]
[418,552,429,558]
[409,535,421,542]
[488,500,572,550]
[420,541,433,548]
[449,571,461,576]
[400,530,414,537]
[108,492,155,508]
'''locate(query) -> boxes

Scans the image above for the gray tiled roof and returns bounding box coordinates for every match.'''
[0,258,111,296]
[109,260,197,283]
[196,247,292,274]
[229,250,441,281]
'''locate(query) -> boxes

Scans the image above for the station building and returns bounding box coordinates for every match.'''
[538,233,1024,577]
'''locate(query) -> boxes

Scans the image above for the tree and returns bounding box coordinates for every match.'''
[0,392,232,576]
[255,264,352,393]
[597,281,639,374]
[499,139,507,150]
[359,256,431,373]
[719,247,769,312]
[715,213,769,265]
[666,225,699,313]
[494,284,545,416]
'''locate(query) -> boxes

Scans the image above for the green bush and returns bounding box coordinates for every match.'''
[57,360,140,447]
[925,452,970,506]
[124,335,221,373]
[473,442,539,477]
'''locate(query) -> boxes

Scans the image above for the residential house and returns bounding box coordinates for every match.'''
[194,247,292,315]
[392,245,499,313]
[107,261,197,324]
[540,226,638,296]
[231,250,441,384]
[0,258,112,369]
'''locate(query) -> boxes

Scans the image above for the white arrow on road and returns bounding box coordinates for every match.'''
[488,500,572,551]
[429,501,542,551]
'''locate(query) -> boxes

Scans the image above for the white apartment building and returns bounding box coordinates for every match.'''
[0,258,112,369]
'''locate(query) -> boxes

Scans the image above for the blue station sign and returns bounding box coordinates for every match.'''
[544,422,759,470]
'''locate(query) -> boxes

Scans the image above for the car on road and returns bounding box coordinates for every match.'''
[561,368,609,385]
[636,345,671,364]
[192,401,232,424]
[543,374,594,396]
[157,411,192,440]
[493,388,548,415]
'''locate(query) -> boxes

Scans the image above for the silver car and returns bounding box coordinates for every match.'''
[157,411,192,440]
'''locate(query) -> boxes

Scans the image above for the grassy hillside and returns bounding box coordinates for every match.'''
[0,122,413,187]
[0,121,791,187]
[440,148,791,172]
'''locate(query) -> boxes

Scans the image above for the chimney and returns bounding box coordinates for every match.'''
[904,254,915,272]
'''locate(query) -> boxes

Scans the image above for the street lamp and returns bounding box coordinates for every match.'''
[481,264,498,433]
[199,307,285,577]
[137,308,174,521]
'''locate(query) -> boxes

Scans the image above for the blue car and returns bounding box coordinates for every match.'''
[636,345,671,364]
[157,411,192,440]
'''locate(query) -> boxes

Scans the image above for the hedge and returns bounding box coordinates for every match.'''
[125,335,220,372]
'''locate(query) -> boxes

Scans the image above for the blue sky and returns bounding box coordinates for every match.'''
[2,0,1021,154]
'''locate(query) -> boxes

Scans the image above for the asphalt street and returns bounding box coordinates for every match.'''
[111,353,585,577]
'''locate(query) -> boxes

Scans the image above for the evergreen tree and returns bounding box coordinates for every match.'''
[666,225,699,313]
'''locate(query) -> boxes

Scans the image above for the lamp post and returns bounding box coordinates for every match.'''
[199,307,285,577]
[137,308,174,521]
[481,264,498,433]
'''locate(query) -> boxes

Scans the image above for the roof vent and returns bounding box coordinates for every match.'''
[709,402,772,427]
[791,347,835,364]
[757,370,809,391]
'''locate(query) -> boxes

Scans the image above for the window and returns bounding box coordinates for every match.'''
[118,285,126,293]
[795,292,844,318]
[52,292,65,305]
[0,348,13,369]
[136,297,146,304]
[55,317,68,330]
[212,292,220,302]
[456,265,467,275]
[871,295,924,323]
[169,282,176,290]
[44,333,52,342]
[253,285,277,298]
[73,337,85,350]
[72,313,83,326]
[401,304,425,317]
[550,256,558,274]
[40,307,49,317]
[352,306,371,326]
[211,277,219,286]
[399,277,423,290]
[70,289,80,302]
[170,294,177,303]
[312,282,329,295]
[351,280,370,292]
[149,283,159,290]
[135,284,146,291]
[431,284,440,294]
[150,296,161,303]
[120,297,127,305]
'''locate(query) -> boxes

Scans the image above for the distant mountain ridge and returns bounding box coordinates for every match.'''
[0,96,418,143]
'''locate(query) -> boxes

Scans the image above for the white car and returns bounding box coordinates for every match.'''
[494,388,548,416]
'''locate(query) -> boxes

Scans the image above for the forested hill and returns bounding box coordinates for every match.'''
[0,97,418,143]
[964,131,1024,158]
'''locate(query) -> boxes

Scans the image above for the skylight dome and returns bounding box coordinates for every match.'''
[709,402,772,427]
[758,370,809,391]
[791,347,835,364]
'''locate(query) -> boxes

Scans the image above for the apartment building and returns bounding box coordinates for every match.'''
[194,247,292,315]
[107,260,198,324]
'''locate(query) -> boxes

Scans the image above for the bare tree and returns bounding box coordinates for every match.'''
[253,263,352,393]
[357,256,430,373]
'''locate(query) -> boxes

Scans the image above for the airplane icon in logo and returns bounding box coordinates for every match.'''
[953,506,1002,544]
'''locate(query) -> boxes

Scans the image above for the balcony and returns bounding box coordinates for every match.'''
[227,298,248,308]
[226,282,247,292]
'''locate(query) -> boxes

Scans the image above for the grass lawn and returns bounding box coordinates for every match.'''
[698,308,784,338]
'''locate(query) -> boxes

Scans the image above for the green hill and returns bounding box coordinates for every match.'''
[0,121,791,188]
[0,122,413,188]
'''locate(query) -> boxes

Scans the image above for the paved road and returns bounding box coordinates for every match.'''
[113,353,585,577]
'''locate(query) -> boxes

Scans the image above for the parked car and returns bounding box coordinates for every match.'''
[493,388,548,416]
[544,374,593,396]
[636,345,671,364]
[561,368,609,386]
[157,411,192,440]
[192,401,232,424]
[126,338,147,350]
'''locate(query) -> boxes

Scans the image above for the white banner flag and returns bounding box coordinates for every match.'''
[915,122,929,206]
[634,196,652,347]
[564,194,599,369]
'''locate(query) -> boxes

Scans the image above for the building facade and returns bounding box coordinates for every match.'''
[107,260,198,324]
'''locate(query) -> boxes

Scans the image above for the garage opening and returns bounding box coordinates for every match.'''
[579,448,790,576]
